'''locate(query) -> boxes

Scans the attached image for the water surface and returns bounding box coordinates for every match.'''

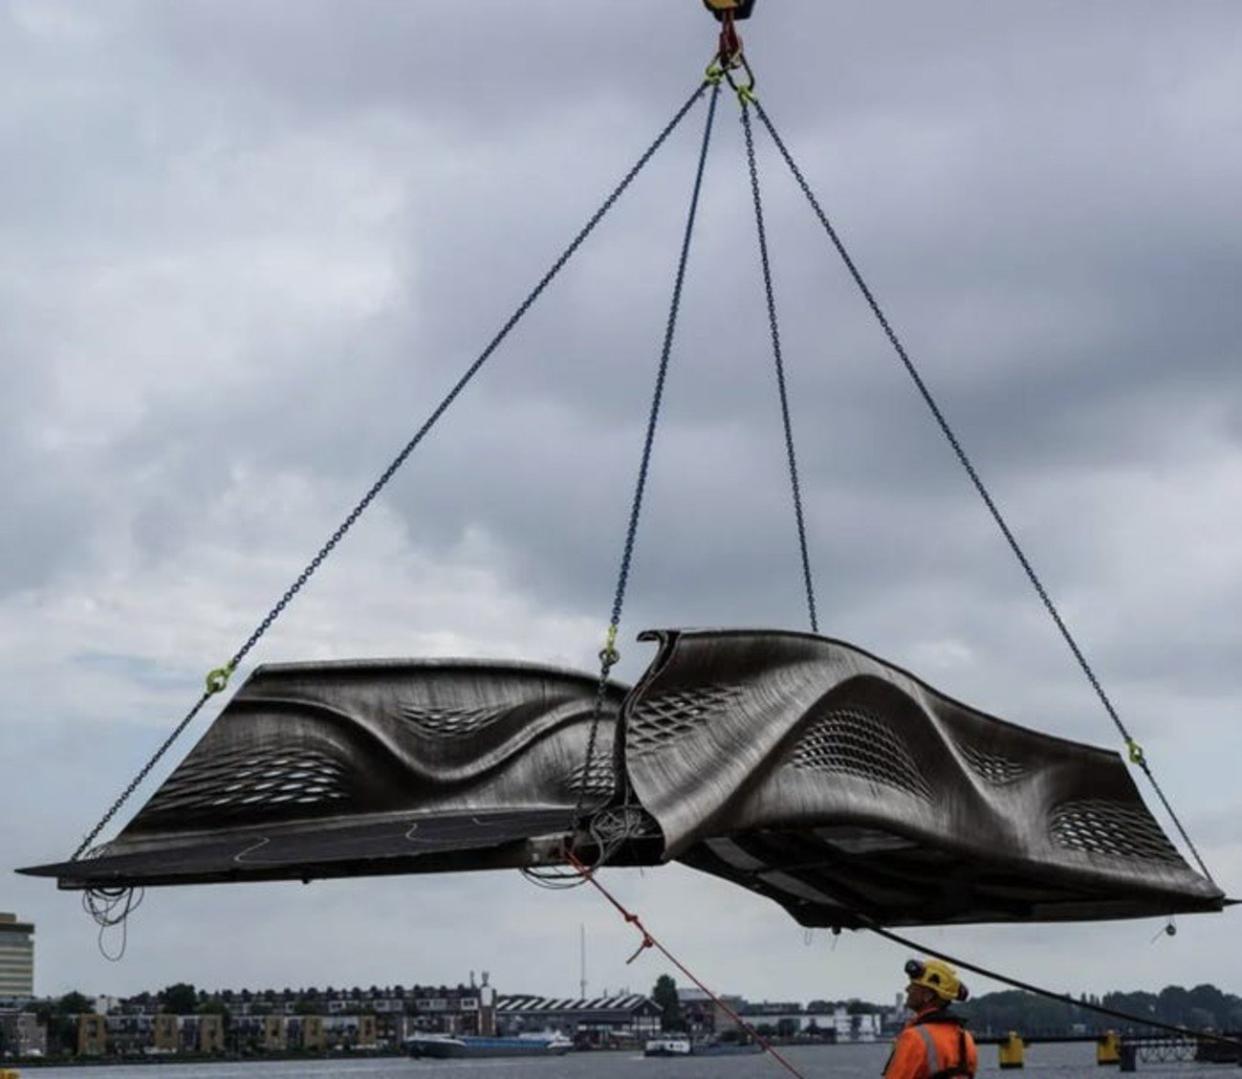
[19,1041,1236,1077]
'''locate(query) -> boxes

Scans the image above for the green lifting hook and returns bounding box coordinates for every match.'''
[703,0,756,21]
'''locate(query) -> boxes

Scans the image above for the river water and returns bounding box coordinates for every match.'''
[18,1042,1238,1077]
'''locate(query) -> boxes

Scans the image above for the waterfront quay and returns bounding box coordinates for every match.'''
[1,975,893,1064]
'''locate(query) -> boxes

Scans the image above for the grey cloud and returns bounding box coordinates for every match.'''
[72,651,198,692]
[3,0,1240,1001]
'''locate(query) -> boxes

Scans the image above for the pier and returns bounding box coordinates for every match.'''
[973,1030,1242,1069]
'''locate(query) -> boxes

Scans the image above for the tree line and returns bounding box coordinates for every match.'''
[960,984,1242,1035]
[649,975,1242,1037]
[27,976,1242,1043]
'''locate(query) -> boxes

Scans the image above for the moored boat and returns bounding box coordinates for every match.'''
[692,1039,764,1056]
[407,1031,572,1058]
[644,1036,692,1057]
[644,1035,763,1058]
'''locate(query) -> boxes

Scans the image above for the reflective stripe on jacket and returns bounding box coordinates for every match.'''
[882,1008,978,1079]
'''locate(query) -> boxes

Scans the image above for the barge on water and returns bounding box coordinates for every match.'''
[407,1031,573,1059]
[644,1037,764,1058]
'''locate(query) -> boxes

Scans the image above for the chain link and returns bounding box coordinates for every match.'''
[226,78,714,684]
[70,80,713,863]
[753,100,1214,885]
[573,80,724,832]
[740,101,818,634]
[73,691,213,860]
[866,919,1242,1053]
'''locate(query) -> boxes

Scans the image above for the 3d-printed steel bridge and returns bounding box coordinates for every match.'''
[22,629,1225,929]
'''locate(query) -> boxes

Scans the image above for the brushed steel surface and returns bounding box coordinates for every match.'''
[625,629,1222,926]
[25,658,625,888]
[21,630,1225,927]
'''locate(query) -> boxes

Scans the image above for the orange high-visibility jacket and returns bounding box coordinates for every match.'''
[882,1007,978,1079]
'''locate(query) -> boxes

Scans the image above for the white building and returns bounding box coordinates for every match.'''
[0,914,34,998]
[828,1006,882,1042]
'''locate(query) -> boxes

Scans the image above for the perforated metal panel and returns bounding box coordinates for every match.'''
[562,745,617,801]
[139,743,355,827]
[397,705,509,739]
[957,741,1027,785]
[626,683,740,756]
[1049,799,1183,863]
[789,705,932,801]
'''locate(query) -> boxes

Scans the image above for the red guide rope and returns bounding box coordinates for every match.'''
[565,851,809,1078]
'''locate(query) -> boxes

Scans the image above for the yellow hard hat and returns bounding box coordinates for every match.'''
[905,958,969,1003]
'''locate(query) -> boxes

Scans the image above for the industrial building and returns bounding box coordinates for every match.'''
[496,993,661,1046]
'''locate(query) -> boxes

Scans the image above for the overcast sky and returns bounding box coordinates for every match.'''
[2,0,1241,1010]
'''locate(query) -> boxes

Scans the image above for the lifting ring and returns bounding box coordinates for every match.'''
[723,51,757,102]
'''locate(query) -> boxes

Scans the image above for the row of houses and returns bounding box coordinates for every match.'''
[70,993,666,1055]
[99,979,494,1019]
[74,1012,382,1056]
[4,976,895,1059]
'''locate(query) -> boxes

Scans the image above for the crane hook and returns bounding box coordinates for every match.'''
[703,0,756,20]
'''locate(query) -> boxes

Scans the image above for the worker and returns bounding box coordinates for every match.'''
[882,958,978,1079]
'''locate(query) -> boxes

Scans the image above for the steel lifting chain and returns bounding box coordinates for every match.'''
[738,92,819,634]
[865,920,1242,1054]
[71,79,713,864]
[707,9,820,639]
[572,78,724,838]
[749,99,1214,885]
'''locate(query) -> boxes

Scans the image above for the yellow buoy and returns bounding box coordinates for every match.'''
[999,1031,1026,1069]
[1097,1030,1122,1065]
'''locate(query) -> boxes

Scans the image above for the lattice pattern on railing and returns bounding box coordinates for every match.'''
[141,743,353,825]
[957,741,1027,785]
[398,704,510,739]
[788,705,933,802]
[1049,799,1183,863]
[627,684,741,756]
